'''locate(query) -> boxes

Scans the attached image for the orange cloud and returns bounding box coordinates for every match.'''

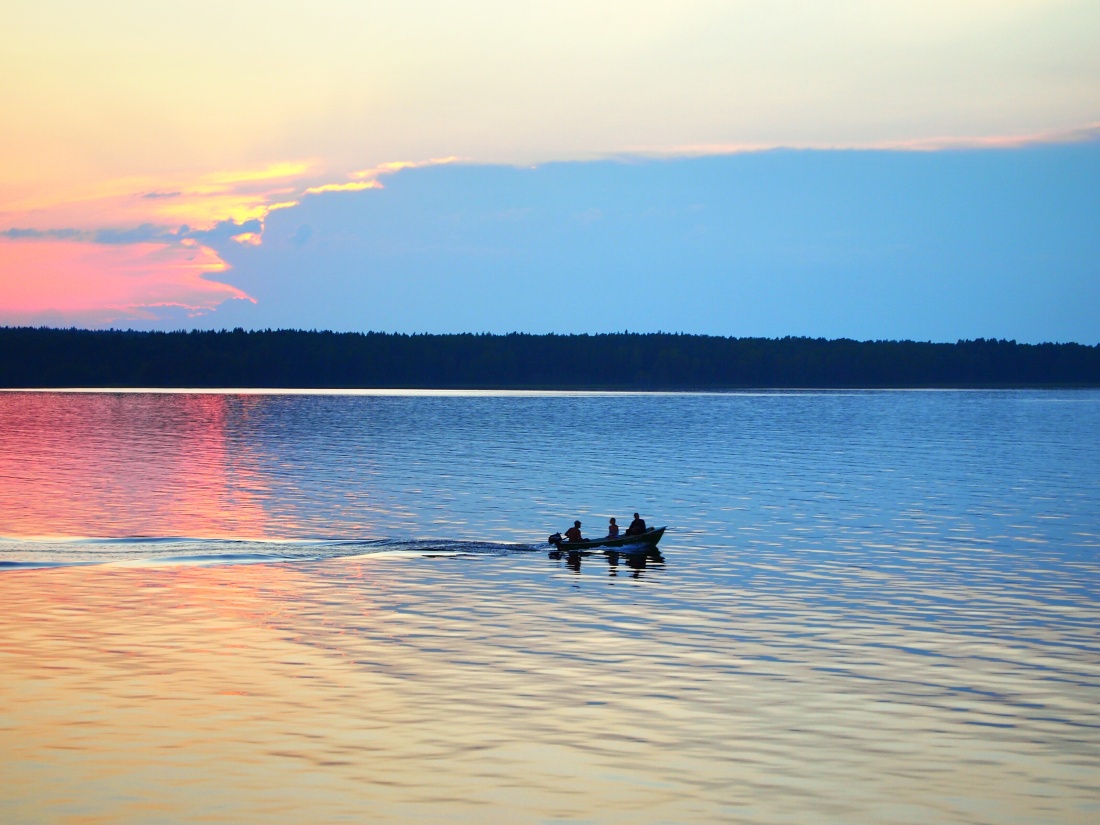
[303,181,384,195]
[0,239,252,326]
[349,156,460,180]
[870,124,1100,152]
[203,162,314,186]
[0,159,373,327]
[0,158,458,250]
[625,124,1100,157]
[0,162,319,238]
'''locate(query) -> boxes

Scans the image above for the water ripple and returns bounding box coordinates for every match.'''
[0,390,1098,823]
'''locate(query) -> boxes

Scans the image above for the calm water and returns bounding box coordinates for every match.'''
[1,390,1098,823]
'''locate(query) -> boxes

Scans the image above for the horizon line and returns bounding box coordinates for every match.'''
[2,327,1097,348]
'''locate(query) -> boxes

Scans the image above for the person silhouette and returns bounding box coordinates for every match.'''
[606,517,619,538]
[625,512,646,536]
[564,520,585,543]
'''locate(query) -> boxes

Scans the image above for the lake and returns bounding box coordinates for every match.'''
[1,390,1098,823]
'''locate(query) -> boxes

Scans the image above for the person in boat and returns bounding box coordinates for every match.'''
[606,517,619,539]
[564,520,585,543]
[625,513,647,536]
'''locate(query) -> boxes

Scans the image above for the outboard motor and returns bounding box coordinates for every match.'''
[548,532,563,546]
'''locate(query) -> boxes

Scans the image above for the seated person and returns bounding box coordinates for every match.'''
[606,517,619,538]
[564,520,585,542]
[625,513,647,536]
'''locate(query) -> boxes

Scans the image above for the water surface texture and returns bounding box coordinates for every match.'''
[1,390,1098,823]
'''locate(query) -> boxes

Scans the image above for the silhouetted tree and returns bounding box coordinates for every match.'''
[0,327,1097,389]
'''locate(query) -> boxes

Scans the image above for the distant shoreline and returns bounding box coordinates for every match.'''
[3,327,1098,389]
[2,386,1099,394]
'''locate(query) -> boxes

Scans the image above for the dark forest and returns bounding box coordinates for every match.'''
[1,327,1097,389]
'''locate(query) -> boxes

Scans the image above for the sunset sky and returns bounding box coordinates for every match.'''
[2,1,1098,341]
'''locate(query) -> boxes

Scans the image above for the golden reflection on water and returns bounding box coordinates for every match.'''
[2,556,1097,824]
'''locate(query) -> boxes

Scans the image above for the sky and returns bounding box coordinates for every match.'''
[1,0,1098,342]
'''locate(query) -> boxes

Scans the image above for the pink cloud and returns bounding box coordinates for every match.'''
[625,124,1100,157]
[0,239,252,326]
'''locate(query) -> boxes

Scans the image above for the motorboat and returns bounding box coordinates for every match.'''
[548,526,666,552]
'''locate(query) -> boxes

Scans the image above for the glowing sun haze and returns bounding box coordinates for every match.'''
[1,0,1098,338]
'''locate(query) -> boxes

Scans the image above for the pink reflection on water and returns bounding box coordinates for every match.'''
[0,392,271,538]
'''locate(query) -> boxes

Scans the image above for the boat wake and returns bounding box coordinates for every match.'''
[0,535,544,571]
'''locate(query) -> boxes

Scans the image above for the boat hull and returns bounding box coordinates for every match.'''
[549,526,666,552]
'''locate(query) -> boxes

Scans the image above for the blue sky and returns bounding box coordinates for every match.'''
[195,142,1100,343]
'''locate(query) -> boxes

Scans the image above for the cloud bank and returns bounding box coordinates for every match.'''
[191,142,1099,344]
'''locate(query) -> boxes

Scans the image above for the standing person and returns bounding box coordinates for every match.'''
[564,520,585,543]
[626,512,646,536]
[606,517,619,539]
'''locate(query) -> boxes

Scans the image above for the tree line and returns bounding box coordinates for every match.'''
[1,327,1098,389]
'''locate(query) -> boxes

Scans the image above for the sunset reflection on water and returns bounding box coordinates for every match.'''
[0,393,275,538]
[3,552,1098,824]
[1,390,1098,823]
